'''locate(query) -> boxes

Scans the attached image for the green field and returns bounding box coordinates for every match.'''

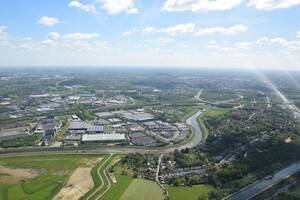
[203,108,232,117]
[120,178,165,200]
[166,184,214,200]
[102,164,134,200]
[0,154,103,200]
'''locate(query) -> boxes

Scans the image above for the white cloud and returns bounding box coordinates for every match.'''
[62,40,109,51]
[207,44,235,52]
[0,26,11,46]
[162,0,243,12]
[0,26,9,40]
[97,0,138,15]
[195,27,226,35]
[0,26,7,33]
[122,28,139,36]
[259,37,300,51]
[127,8,138,14]
[178,43,188,48]
[69,1,97,13]
[47,32,60,39]
[38,16,60,26]
[143,27,158,34]
[297,30,300,37]
[270,37,288,45]
[142,24,195,36]
[208,40,217,45]
[195,24,247,35]
[21,37,32,41]
[234,42,253,49]
[257,37,269,44]
[62,33,99,40]
[40,39,56,46]
[226,25,248,34]
[158,23,195,36]
[247,0,300,11]
[156,38,174,43]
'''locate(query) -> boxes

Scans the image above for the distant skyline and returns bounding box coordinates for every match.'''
[0,0,300,69]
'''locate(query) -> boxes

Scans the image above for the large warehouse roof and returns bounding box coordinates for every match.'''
[82,134,125,142]
[0,131,29,141]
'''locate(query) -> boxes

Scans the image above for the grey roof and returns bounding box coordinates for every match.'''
[82,134,125,142]
[68,122,95,130]
[0,131,29,141]
[87,126,104,132]
[43,122,61,131]
[121,112,154,122]
[94,112,114,118]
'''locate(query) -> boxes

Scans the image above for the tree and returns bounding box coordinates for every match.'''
[133,173,138,178]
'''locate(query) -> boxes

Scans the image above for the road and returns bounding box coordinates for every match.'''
[193,89,203,100]
[228,161,300,200]
[86,153,113,200]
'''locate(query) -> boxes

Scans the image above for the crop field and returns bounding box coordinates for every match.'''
[119,178,165,200]
[166,184,214,200]
[0,154,103,200]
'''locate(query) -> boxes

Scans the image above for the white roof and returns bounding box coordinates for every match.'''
[82,134,125,142]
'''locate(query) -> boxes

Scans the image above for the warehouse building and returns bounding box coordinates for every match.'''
[0,130,29,142]
[82,134,125,142]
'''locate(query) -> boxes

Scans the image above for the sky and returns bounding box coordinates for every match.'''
[0,0,300,69]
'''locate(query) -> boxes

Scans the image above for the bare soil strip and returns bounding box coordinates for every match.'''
[0,165,38,184]
[53,157,103,200]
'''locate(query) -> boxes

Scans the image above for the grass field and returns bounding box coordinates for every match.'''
[101,163,134,200]
[203,108,232,117]
[166,184,214,200]
[0,154,103,200]
[102,174,133,200]
[120,178,165,200]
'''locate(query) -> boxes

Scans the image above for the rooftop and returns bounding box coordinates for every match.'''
[82,134,125,142]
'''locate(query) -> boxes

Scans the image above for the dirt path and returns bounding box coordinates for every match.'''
[96,156,119,200]
[86,154,113,200]
[53,157,103,200]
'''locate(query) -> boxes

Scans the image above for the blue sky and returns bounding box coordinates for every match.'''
[0,0,300,69]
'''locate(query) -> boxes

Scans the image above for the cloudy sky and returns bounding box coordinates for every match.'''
[0,0,300,69]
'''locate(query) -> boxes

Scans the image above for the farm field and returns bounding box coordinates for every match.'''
[119,178,165,200]
[0,154,104,200]
[166,184,214,200]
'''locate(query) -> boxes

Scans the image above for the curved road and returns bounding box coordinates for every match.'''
[86,154,113,200]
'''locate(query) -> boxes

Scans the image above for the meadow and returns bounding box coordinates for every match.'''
[120,178,165,200]
[166,184,214,200]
